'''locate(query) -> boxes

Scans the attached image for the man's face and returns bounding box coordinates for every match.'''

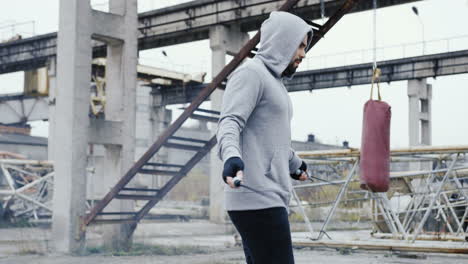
[282,35,308,77]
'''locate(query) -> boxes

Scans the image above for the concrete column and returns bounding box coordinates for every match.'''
[52,0,138,253]
[408,78,432,146]
[135,85,152,160]
[209,25,249,223]
[149,88,172,188]
[408,78,432,172]
[52,0,92,254]
[47,58,57,161]
[102,0,138,251]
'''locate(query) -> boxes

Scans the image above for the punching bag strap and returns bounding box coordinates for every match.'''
[370,67,382,101]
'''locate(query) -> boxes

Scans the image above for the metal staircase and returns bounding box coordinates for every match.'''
[84,0,362,232]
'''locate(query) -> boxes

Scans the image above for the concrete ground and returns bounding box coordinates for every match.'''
[1,247,468,264]
[0,250,468,264]
[0,220,467,264]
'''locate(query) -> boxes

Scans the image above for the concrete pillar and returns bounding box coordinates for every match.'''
[209,25,249,223]
[149,88,172,188]
[47,58,57,161]
[52,0,92,254]
[102,0,138,251]
[52,0,138,253]
[135,85,152,160]
[408,78,432,146]
[408,78,432,172]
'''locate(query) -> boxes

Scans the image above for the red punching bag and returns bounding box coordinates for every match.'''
[360,68,391,192]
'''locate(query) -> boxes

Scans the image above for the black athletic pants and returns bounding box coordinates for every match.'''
[228,207,294,264]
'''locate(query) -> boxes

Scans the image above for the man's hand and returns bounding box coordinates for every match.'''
[291,161,308,181]
[297,171,308,181]
[223,157,244,188]
[226,171,244,188]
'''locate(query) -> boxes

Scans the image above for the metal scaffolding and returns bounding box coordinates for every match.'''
[293,145,468,242]
[0,158,54,221]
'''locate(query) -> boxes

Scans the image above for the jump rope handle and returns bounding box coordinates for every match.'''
[233,178,242,187]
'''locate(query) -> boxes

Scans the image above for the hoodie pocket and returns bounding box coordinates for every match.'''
[264,148,291,192]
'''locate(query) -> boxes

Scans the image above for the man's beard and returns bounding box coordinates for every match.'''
[282,60,300,77]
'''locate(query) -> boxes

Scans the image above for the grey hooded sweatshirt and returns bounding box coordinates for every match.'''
[216,11,313,211]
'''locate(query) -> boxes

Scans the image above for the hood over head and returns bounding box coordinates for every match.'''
[256,11,313,79]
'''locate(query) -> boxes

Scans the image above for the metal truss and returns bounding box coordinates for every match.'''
[0,159,54,221]
[0,93,49,125]
[292,145,468,242]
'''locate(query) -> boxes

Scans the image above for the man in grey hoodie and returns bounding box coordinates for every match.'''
[216,11,313,264]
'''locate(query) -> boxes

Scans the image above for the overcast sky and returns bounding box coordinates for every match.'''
[0,0,467,148]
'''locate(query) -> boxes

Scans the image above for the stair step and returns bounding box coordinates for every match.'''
[144,162,184,168]
[195,108,220,115]
[138,169,179,176]
[97,212,137,215]
[179,107,220,116]
[169,136,209,144]
[303,19,323,29]
[115,194,155,200]
[122,187,160,192]
[92,219,137,225]
[191,113,219,123]
[163,142,203,151]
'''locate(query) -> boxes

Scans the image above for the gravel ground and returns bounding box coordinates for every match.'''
[1,248,468,264]
[0,220,467,263]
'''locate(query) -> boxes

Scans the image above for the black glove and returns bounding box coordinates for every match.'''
[290,161,307,180]
[222,157,244,184]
